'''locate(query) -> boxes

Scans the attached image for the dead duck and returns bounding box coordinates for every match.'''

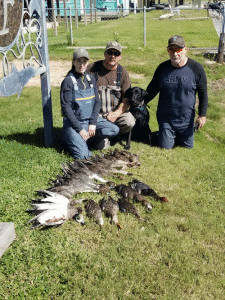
[116,184,153,212]
[28,204,85,228]
[106,148,141,167]
[98,181,115,195]
[118,198,147,222]
[134,195,153,212]
[84,199,104,229]
[99,196,121,229]
[115,184,138,200]
[129,178,168,202]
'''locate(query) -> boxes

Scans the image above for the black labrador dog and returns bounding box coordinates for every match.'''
[124,87,152,150]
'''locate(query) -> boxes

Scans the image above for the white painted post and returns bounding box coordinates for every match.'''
[90,0,93,23]
[39,0,54,147]
[74,0,78,29]
[143,6,146,47]
[63,0,69,31]
[69,7,73,45]
[51,0,57,36]
[83,0,87,26]
[94,0,97,23]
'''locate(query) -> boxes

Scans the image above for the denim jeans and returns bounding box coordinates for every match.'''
[63,115,119,159]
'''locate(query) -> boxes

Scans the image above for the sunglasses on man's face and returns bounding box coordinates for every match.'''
[106,50,121,57]
[168,47,184,54]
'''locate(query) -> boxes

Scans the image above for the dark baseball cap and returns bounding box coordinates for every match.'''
[105,41,122,53]
[73,48,89,60]
[167,35,185,48]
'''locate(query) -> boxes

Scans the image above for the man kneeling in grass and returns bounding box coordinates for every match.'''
[145,35,208,149]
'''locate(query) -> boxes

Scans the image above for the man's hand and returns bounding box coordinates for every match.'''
[88,125,96,137]
[79,129,89,141]
[195,116,206,129]
[106,111,121,123]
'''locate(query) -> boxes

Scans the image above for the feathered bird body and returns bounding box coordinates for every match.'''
[47,174,99,198]
[85,200,104,228]
[116,184,153,211]
[98,181,115,194]
[129,179,168,202]
[62,160,108,183]
[29,205,84,228]
[105,149,140,167]
[116,184,138,200]
[118,198,147,221]
[99,197,119,224]
[28,190,85,228]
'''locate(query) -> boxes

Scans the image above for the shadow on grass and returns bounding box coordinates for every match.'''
[0,127,160,153]
[0,127,69,154]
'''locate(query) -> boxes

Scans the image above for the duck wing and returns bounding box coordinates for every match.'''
[28,207,67,228]
[118,198,147,221]
[36,190,70,202]
[130,179,168,202]
[116,184,137,200]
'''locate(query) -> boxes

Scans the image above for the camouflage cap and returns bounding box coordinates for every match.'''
[105,41,122,53]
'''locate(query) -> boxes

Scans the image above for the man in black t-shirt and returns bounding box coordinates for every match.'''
[146,35,208,149]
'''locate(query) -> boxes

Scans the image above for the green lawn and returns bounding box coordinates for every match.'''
[0,12,224,300]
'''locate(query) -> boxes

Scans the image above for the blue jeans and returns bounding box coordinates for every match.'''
[159,123,194,149]
[63,116,119,159]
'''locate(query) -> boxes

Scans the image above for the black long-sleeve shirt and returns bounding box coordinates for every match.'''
[60,71,100,132]
[146,58,208,125]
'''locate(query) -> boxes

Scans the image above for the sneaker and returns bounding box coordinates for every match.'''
[95,138,110,150]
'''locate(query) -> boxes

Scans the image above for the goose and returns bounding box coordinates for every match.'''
[29,198,87,214]
[85,155,129,175]
[28,203,85,228]
[84,199,104,229]
[99,196,121,229]
[47,174,100,198]
[118,198,147,222]
[129,178,168,202]
[63,160,108,183]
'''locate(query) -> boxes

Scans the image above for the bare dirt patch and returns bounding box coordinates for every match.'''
[1,60,146,87]
[26,60,72,87]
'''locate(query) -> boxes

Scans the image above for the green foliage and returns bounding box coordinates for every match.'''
[0,13,225,300]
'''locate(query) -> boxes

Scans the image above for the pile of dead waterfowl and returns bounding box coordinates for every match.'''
[28,149,167,229]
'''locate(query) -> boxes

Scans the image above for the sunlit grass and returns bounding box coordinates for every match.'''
[0,12,224,299]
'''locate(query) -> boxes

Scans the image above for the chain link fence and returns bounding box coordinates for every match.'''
[45,6,224,51]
